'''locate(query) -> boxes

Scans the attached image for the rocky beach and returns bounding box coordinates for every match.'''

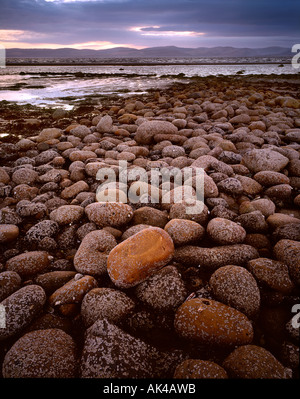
[0,73,299,380]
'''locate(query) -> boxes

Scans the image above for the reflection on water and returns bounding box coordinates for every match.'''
[0,59,298,109]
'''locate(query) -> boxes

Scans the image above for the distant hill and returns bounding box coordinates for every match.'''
[6,46,292,58]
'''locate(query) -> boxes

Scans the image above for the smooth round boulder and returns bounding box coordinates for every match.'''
[0,271,22,301]
[0,224,19,243]
[135,120,178,144]
[81,287,135,327]
[206,218,246,245]
[134,265,187,311]
[2,329,77,378]
[0,285,46,340]
[209,265,260,319]
[49,275,98,308]
[74,230,117,276]
[248,258,295,294]
[223,345,289,379]
[174,298,253,346]
[50,205,84,225]
[173,359,228,379]
[164,219,204,246]
[107,227,174,288]
[5,251,51,278]
[85,202,133,228]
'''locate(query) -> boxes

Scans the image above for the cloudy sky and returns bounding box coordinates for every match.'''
[0,0,299,49]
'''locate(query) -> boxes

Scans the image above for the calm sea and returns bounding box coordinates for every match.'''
[0,57,298,109]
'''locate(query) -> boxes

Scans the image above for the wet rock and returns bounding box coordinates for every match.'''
[0,224,19,243]
[173,359,228,379]
[61,180,89,199]
[239,199,276,218]
[0,271,22,301]
[0,208,22,225]
[134,265,187,311]
[0,285,46,340]
[81,287,135,327]
[74,229,117,276]
[2,329,77,378]
[267,213,300,229]
[135,120,178,145]
[209,265,260,319]
[16,200,47,218]
[247,258,295,294]
[25,220,59,243]
[85,202,133,227]
[49,274,98,308]
[6,251,51,278]
[35,271,77,294]
[174,244,258,270]
[207,217,246,245]
[80,318,180,378]
[12,168,38,185]
[174,298,253,346]
[164,219,204,246]
[235,210,268,233]
[132,207,169,228]
[37,128,62,143]
[274,239,300,286]
[96,114,113,133]
[223,345,289,379]
[253,171,290,186]
[107,227,174,288]
[50,205,84,225]
[217,177,243,196]
[242,149,289,173]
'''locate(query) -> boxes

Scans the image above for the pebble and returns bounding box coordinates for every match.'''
[0,224,19,243]
[267,213,300,229]
[206,217,246,245]
[164,219,204,245]
[12,168,38,185]
[132,206,169,228]
[134,265,187,311]
[0,285,46,340]
[0,271,22,301]
[235,210,268,233]
[85,202,133,227]
[74,229,117,276]
[81,287,135,327]
[2,329,77,378]
[80,318,181,378]
[5,251,51,278]
[253,171,290,186]
[107,227,174,288]
[50,205,84,225]
[223,345,290,379]
[135,120,178,144]
[247,258,295,294]
[174,244,258,270]
[174,298,253,346]
[239,199,276,218]
[35,271,77,294]
[37,128,62,143]
[61,180,89,199]
[274,239,300,286]
[242,149,289,173]
[209,265,260,319]
[173,359,228,379]
[49,274,98,308]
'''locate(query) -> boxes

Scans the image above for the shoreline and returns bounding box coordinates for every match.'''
[0,71,299,379]
[1,73,299,143]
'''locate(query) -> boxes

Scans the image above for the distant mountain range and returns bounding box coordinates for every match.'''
[6,46,292,58]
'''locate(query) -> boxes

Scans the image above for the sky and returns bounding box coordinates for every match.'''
[0,0,299,50]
